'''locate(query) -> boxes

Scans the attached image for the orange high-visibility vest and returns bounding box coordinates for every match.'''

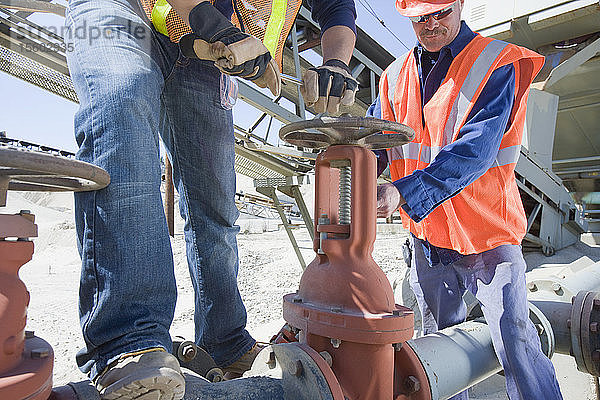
[380,35,544,255]
[137,0,302,69]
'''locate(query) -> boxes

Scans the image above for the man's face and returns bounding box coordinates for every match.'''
[411,0,463,52]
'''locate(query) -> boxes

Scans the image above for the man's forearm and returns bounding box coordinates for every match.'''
[321,25,356,65]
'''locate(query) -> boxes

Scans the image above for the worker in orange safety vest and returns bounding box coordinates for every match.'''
[372,1,564,399]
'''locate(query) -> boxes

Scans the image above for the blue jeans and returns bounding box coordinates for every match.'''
[65,0,254,380]
[409,235,563,400]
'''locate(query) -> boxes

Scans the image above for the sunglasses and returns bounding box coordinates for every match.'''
[408,5,454,23]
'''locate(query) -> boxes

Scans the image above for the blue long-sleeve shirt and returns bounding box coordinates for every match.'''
[215,0,357,34]
[369,22,516,264]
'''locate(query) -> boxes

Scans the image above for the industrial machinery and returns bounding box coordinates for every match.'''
[2,0,600,398]
[0,143,109,399]
[2,117,597,400]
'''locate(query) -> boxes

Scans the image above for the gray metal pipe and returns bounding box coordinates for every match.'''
[530,299,572,355]
[407,320,502,400]
[52,375,285,400]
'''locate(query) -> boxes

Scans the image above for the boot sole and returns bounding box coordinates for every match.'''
[99,368,185,400]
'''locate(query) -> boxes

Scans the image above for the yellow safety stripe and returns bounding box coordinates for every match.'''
[151,0,172,36]
[263,0,288,57]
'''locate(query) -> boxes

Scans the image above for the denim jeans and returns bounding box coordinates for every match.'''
[409,235,563,400]
[64,0,254,380]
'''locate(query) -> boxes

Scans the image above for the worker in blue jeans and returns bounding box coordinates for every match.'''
[64,0,358,398]
[372,0,563,399]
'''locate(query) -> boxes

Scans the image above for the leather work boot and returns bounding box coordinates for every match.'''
[95,348,185,400]
[222,342,268,379]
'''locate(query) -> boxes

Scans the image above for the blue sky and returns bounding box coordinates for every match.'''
[0,2,415,152]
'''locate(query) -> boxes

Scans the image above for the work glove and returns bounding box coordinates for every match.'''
[179,2,281,96]
[301,59,358,114]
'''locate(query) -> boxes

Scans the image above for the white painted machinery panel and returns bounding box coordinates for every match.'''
[522,89,559,170]
[463,0,600,43]
[462,0,513,33]
[515,0,591,21]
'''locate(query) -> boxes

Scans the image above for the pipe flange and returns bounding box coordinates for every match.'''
[246,343,344,400]
[570,291,600,376]
[279,116,414,150]
[528,302,555,359]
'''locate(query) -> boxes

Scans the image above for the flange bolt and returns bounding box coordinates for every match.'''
[331,338,341,349]
[552,283,563,295]
[527,282,537,292]
[535,324,544,336]
[178,341,198,362]
[292,360,303,377]
[404,376,421,394]
[266,351,276,368]
[319,351,333,366]
[206,367,224,383]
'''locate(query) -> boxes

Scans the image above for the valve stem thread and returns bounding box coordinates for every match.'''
[339,166,351,225]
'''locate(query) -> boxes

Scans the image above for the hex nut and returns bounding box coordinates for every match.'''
[178,342,197,362]
[25,330,35,339]
[330,338,341,349]
[593,350,600,363]
[206,367,224,383]
[527,282,537,292]
[393,343,403,351]
[590,322,599,333]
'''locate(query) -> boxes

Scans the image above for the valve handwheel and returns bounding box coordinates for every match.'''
[279,115,415,150]
[0,144,110,206]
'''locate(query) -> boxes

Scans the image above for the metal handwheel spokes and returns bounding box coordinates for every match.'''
[279,115,415,150]
[0,145,110,206]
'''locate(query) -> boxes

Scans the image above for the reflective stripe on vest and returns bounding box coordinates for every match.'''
[388,142,521,167]
[384,53,409,121]
[150,0,289,58]
[151,0,172,36]
[443,40,508,144]
[263,0,287,57]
